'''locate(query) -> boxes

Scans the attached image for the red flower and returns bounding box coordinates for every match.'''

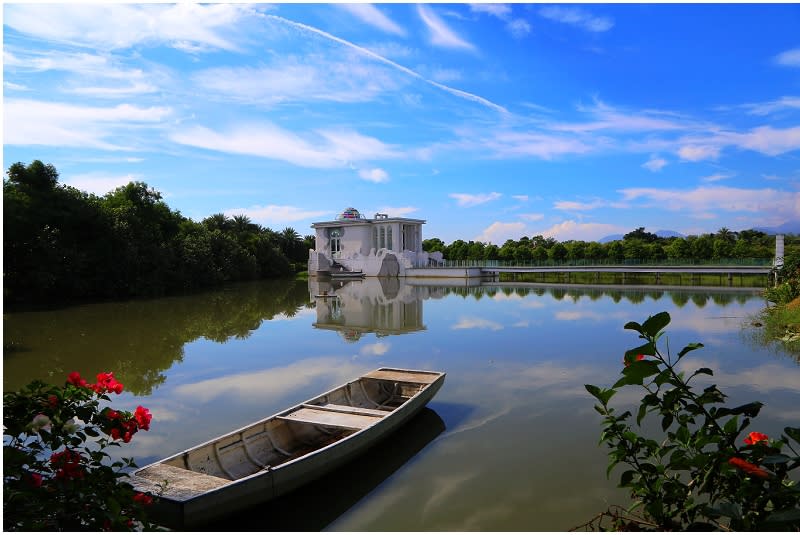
[728,457,769,479]
[66,372,87,388]
[133,492,153,506]
[50,449,86,480]
[90,372,124,395]
[47,394,59,408]
[744,431,769,446]
[134,406,152,431]
[28,472,43,488]
[624,354,647,367]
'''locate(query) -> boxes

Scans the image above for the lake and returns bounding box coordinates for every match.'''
[3,277,798,531]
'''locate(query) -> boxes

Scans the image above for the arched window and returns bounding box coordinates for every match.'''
[330,228,342,258]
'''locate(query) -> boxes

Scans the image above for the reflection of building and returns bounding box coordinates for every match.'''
[308,207,444,277]
[310,278,427,341]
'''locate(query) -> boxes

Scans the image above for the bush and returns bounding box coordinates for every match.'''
[583,312,800,531]
[3,372,156,530]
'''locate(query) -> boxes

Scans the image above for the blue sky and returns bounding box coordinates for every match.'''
[3,3,800,243]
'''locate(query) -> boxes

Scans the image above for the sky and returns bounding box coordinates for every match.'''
[3,3,800,244]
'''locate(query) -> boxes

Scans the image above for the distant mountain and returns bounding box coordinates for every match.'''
[753,221,800,235]
[655,229,685,238]
[598,229,684,243]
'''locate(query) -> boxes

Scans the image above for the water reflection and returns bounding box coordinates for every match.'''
[3,279,311,394]
[201,407,446,532]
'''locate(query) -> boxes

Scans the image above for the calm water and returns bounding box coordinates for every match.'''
[4,278,799,531]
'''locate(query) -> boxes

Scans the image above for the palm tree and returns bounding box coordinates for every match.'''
[202,213,229,232]
[716,227,737,243]
[231,214,256,235]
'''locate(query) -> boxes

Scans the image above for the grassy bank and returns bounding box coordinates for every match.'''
[756,296,800,355]
[499,271,769,287]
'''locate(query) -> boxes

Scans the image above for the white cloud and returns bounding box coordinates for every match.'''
[417,5,476,51]
[170,123,400,169]
[450,192,502,207]
[4,99,170,149]
[4,3,256,52]
[469,4,512,19]
[64,172,139,195]
[532,220,628,241]
[512,195,529,202]
[475,221,526,243]
[193,56,404,106]
[265,14,506,113]
[728,126,800,156]
[775,47,800,67]
[520,213,544,221]
[452,317,503,331]
[507,19,532,39]
[538,6,613,32]
[742,96,800,115]
[339,4,406,36]
[3,81,28,91]
[478,131,594,159]
[701,173,732,183]
[359,342,390,357]
[642,155,667,172]
[554,199,606,211]
[359,168,390,183]
[678,144,721,161]
[619,185,800,220]
[223,205,329,226]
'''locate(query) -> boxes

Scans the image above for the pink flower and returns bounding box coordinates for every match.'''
[90,372,124,395]
[28,472,43,488]
[133,492,153,506]
[744,431,769,446]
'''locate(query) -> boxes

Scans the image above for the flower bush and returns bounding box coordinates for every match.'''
[584,311,800,531]
[3,371,156,531]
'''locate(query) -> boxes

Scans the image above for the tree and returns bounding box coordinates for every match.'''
[7,160,59,192]
[624,227,659,243]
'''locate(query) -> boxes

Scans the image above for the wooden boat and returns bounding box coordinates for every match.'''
[130,368,445,529]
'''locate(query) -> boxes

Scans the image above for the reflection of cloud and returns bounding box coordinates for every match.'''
[555,310,627,322]
[447,406,512,437]
[513,320,529,327]
[173,357,366,403]
[422,471,480,517]
[678,359,800,395]
[452,317,503,331]
[360,342,390,357]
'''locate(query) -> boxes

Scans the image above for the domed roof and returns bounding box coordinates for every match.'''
[337,207,364,221]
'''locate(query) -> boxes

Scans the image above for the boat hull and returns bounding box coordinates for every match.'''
[131,368,444,529]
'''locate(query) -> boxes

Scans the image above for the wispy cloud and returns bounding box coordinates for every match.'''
[265,14,506,113]
[507,19,532,39]
[642,155,668,172]
[475,221,526,243]
[64,172,140,195]
[222,204,329,226]
[450,192,502,207]
[452,317,503,331]
[338,4,406,36]
[554,199,607,211]
[469,4,531,39]
[678,144,721,161]
[774,47,800,67]
[359,167,390,183]
[170,123,401,168]
[512,195,529,202]
[619,185,800,220]
[532,220,628,241]
[741,96,800,115]
[701,173,732,183]
[4,3,257,52]
[538,6,613,32]
[4,99,170,149]
[417,5,476,51]
[520,213,544,221]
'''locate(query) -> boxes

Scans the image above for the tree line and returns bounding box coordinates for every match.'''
[423,226,797,264]
[4,161,314,305]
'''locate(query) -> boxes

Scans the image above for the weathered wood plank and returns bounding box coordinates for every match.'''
[280,407,382,430]
[305,403,391,417]
[363,369,441,384]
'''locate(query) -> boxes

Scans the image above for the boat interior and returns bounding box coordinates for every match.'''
[135,370,440,488]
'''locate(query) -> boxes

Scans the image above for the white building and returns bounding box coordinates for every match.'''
[308,207,443,277]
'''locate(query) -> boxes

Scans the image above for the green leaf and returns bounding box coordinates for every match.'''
[784,427,800,445]
[762,454,792,465]
[614,360,660,388]
[694,367,713,377]
[641,311,671,338]
[622,343,656,366]
[624,320,643,334]
[723,415,739,434]
[677,342,704,358]
[716,402,763,418]
[585,384,616,406]
[619,469,637,487]
[636,403,649,426]
[661,413,674,432]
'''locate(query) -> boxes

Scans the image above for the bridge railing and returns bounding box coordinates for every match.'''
[421,257,773,269]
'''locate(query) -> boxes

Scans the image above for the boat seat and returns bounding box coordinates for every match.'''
[134,463,231,495]
[303,403,390,417]
[279,407,382,430]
